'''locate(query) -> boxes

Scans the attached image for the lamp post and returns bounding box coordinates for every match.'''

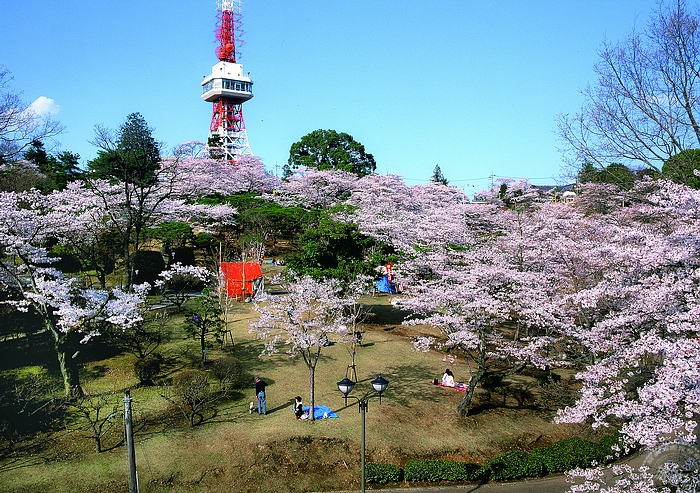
[337,375,389,493]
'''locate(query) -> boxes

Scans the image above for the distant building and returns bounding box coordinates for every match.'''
[531,184,577,203]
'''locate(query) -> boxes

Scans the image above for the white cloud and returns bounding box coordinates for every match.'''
[29,96,60,116]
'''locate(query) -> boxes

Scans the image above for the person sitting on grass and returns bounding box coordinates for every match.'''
[442,369,455,387]
[293,396,307,419]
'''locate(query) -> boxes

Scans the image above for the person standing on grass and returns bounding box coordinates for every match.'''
[254,376,267,414]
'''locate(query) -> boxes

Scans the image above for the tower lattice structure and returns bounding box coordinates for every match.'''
[201,0,253,160]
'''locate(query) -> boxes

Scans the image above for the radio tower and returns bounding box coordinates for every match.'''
[201,0,253,160]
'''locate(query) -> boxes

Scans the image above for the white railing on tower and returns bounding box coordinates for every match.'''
[218,0,242,13]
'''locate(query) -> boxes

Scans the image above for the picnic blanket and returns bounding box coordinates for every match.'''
[302,405,339,419]
[437,382,469,392]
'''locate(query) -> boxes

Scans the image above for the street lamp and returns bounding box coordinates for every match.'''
[337,375,390,493]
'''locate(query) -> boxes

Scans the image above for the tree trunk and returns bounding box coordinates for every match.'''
[200,330,206,364]
[309,364,316,422]
[54,331,83,398]
[122,218,134,289]
[456,370,484,417]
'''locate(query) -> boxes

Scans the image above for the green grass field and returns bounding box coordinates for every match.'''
[0,285,593,493]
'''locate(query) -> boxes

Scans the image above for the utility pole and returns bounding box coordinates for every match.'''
[124,389,139,493]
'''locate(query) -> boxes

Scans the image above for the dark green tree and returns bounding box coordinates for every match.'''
[287,129,376,177]
[87,112,165,288]
[148,221,194,254]
[88,112,161,185]
[662,149,700,189]
[186,290,226,364]
[206,134,225,160]
[222,192,308,250]
[578,162,636,190]
[430,164,449,185]
[23,139,81,191]
[22,139,49,168]
[284,207,382,286]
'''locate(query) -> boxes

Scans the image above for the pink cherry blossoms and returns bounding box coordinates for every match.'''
[250,274,352,421]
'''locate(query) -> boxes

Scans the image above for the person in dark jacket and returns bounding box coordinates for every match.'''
[254,376,267,414]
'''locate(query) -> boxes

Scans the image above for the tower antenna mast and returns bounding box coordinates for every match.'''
[201,0,253,160]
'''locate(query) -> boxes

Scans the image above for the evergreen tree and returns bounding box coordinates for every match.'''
[430,164,448,185]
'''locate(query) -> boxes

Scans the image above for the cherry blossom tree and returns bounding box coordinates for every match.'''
[79,169,236,289]
[555,180,700,448]
[86,116,242,289]
[342,173,481,254]
[499,180,700,490]
[250,275,351,421]
[399,208,566,416]
[155,263,216,312]
[43,181,120,288]
[170,153,279,197]
[0,190,146,397]
[267,167,359,209]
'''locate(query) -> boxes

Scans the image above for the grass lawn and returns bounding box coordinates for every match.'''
[0,270,594,492]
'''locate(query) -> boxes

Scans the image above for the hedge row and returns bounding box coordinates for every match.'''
[364,462,403,484]
[367,432,628,484]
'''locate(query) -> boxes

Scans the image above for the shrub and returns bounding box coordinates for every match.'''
[134,353,163,385]
[485,450,545,481]
[133,250,165,286]
[532,437,606,473]
[164,369,216,426]
[396,434,632,485]
[169,246,195,267]
[530,446,566,474]
[210,356,244,390]
[538,378,577,410]
[365,463,402,483]
[404,459,444,482]
[404,459,486,482]
[528,368,561,386]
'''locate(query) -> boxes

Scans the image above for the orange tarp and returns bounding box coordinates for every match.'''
[220,262,264,297]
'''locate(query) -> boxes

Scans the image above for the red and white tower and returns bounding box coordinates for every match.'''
[201,0,253,160]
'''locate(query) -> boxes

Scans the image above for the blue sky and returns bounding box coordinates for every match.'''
[0,0,659,192]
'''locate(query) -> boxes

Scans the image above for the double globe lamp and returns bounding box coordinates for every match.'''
[336,375,390,493]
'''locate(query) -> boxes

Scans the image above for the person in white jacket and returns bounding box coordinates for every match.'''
[441,369,455,387]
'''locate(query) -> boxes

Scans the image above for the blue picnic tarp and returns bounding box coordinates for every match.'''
[302,404,339,420]
[375,275,397,294]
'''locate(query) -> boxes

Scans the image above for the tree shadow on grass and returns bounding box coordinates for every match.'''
[332,362,443,414]
[228,339,343,376]
[382,362,448,406]
[264,397,295,416]
[0,331,59,372]
[366,303,411,326]
[80,364,109,382]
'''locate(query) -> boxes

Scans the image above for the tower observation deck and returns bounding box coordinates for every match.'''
[202,0,253,160]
